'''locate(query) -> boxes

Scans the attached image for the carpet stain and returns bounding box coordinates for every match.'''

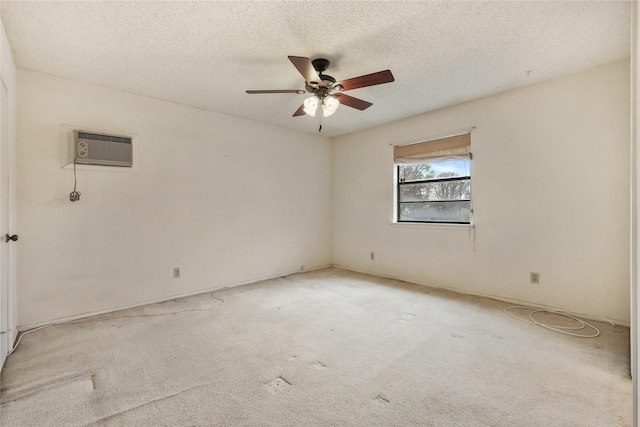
[451,333,465,339]
[374,395,390,404]
[264,377,292,393]
[398,313,416,322]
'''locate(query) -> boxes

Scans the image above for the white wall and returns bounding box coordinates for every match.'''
[332,59,631,323]
[14,60,632,326]
[17,70,331,326]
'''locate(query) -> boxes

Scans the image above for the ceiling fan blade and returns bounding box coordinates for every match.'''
[292,104,306,117]
[336,94,373,110]
[288,56,322,85]
[335,70,394,91]
[246,90,305,94]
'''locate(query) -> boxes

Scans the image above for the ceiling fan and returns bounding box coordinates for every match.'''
[246,56,394,123]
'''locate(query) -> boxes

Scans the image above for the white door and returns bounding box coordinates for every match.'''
[0,77,10,368]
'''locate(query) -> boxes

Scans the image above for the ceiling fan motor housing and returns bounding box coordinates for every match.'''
[311,58,330,73]
[308,58,336,90]
[306,80,336,97]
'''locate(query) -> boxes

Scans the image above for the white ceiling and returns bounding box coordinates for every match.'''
[1,1,631,138]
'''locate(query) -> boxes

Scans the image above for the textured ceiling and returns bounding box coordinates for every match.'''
[0,1,631,137]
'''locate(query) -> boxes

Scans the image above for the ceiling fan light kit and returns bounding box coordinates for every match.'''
[303,94,340,118]
[246,56,395,129]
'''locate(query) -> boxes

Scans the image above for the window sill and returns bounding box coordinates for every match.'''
[390,222,473,231]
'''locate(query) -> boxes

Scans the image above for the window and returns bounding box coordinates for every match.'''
[394,132,472,224]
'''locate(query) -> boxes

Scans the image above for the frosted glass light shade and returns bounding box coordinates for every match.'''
[303,96,319,116]
[322,96,339,117]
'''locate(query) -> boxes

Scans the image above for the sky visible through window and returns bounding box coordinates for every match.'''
[429,159,469,177]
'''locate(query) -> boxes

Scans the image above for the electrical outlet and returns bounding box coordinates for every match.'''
[530,272,540,284]
[173,267,180,278]
[371,252,375,260]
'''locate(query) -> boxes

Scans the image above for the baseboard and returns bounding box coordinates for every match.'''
[331,264,631,328]
[19,264,332,331]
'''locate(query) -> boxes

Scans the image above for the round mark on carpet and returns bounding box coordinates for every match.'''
[264,376,292,393]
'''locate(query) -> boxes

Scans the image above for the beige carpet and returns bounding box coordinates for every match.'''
[0,268,631,426]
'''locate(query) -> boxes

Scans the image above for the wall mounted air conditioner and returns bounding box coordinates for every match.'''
[71,130,133,167]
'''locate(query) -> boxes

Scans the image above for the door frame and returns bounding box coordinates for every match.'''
[0,69,16,370]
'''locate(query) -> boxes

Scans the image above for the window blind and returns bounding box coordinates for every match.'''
[394,133,470,163]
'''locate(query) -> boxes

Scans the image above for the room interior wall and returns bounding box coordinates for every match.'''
[16,70,331,327]
[13,60,632,327]
[331,59,631,324]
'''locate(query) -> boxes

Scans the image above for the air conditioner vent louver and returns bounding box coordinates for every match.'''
[72,130,133,167]
[77,132,132,145]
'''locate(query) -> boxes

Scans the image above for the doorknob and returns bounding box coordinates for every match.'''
[5,234,18,242]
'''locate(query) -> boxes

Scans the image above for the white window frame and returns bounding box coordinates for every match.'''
[392,130,474,226]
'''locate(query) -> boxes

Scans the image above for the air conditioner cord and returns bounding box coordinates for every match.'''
[70,158,81,202]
